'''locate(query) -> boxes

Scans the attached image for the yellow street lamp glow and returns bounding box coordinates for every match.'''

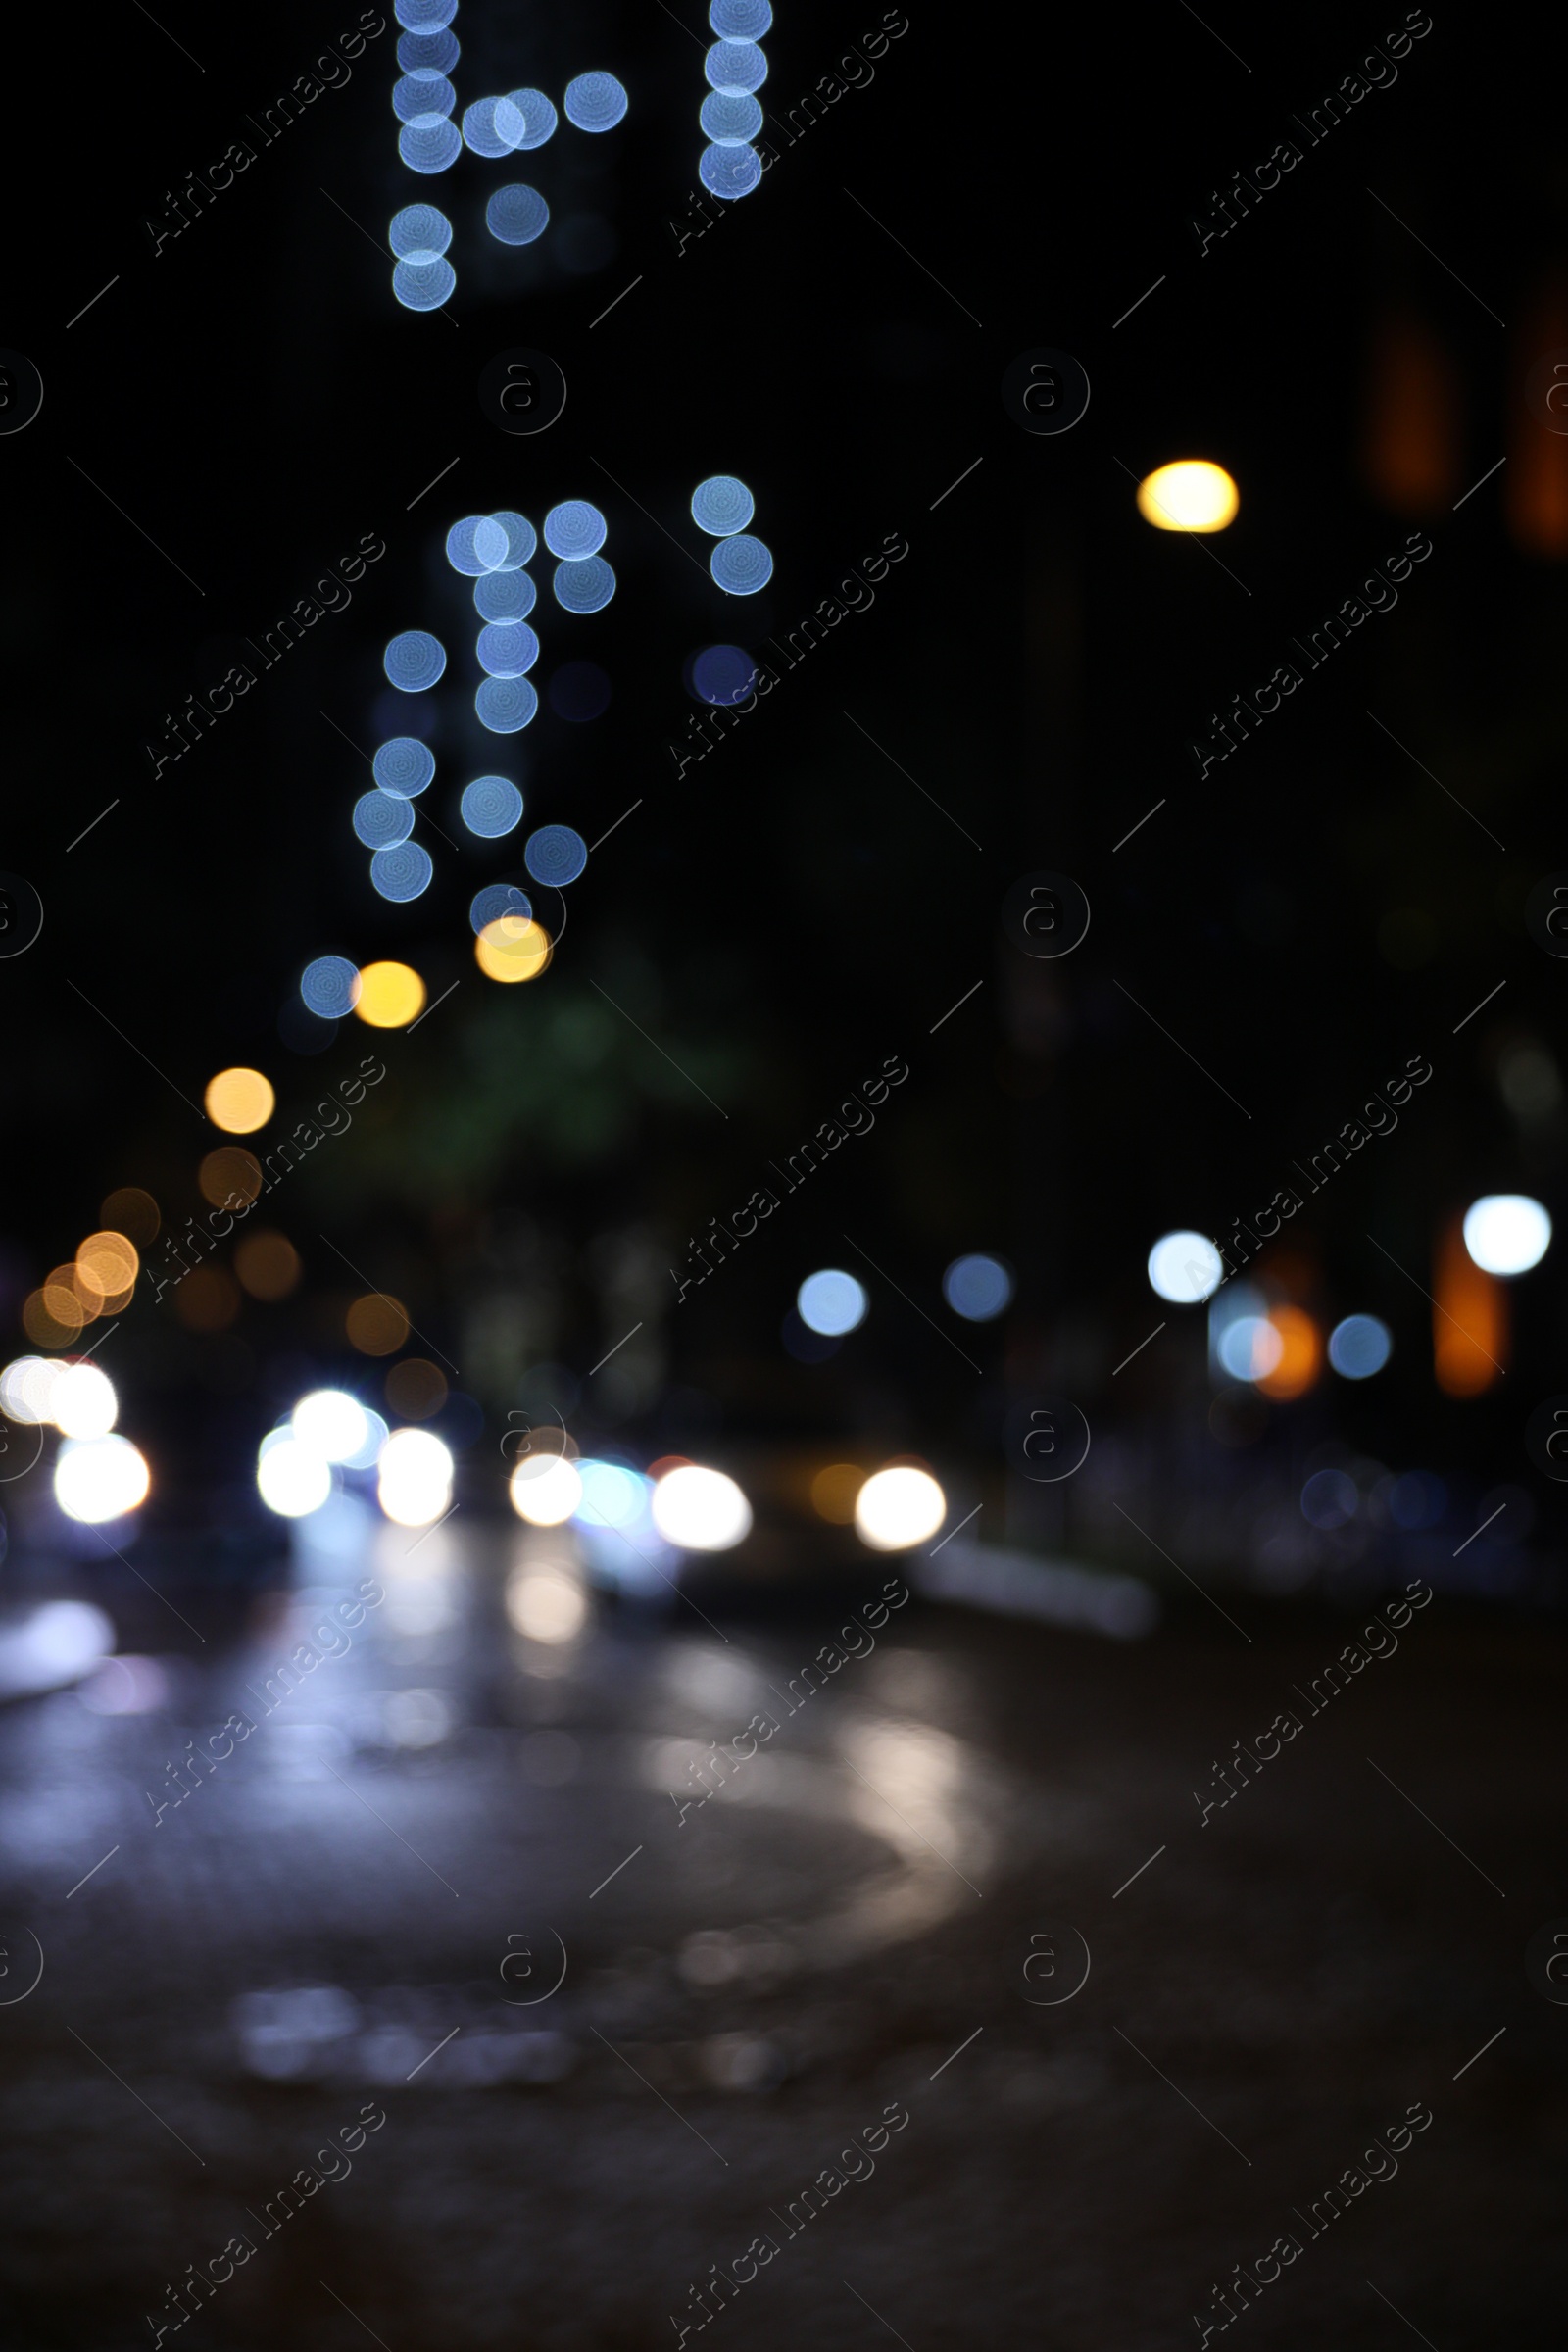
[476,915,552,984]
[1136,460,1239,533]
[354,960,426,1028]
[205,1066,275,1133]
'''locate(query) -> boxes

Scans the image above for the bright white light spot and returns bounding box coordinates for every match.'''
[505,1564,588,1642]
[942,1253,1013,1321]
[1136,459,1239,532]
[1328,1314,1393,1379]
[796,1268,867,1336]
[651,1463,753,1551]
[257,1437,332,1519]
[510,1452,583,1526]
[1462,1194,1551,1276]
[56,1435,150,1524]
[1148,1230,1224,1303]
[854,1465,946,1551]
[0,1355,62,1425]
[52,1363,118,1439]
[1216,1315,1284,1383]
[377,1428,454,1527]
[292,1389,371,1465]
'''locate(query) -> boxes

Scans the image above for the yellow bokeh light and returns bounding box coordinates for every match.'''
[234,1230,301,1301]
[347,1292,410,1355]
[810,1463,865,1525]
[101,1186,160,1245]
[205,1066,275,1133]
[1136,460,1239,533]
[199,1147,263,1209]
[354,961,426,1028]
[76,1230,139,1301]
[23,1289,80,1348]
[475,914,552,984]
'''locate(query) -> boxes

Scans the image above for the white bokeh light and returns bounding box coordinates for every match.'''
[854,1465,946,1551]
[509,1453,583,1526]
[377,1428,454,1527]
[1462,1194,1551,1276]
[0,1356,63,1424]
[55,1435,151,1524]
[292,1390,371,1464]
[1148,1230,1224,1303]
[796,1269,868,1336]
[651,1464,753,1551]
[257,1436,332,1518]
[51,1363,118,1439]
[505,1564,589,1642]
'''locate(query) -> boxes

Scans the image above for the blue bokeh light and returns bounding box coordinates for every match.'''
[392,257,456,311]
[710,533,772,593]
[476,676,539,733]
[705,39,767,91]
[524,825,588,886]
[710,0,772,33]
[473,569,536,623]
[389,202,452,261]
[476,621,540,678]
[446,515,509,576]
[699,90,763,143]
[462,96,524,157]
[392,72,454,125]
[398,120,462,173]
[461,776,525,839]
[691,643,757,705]
[543,501,607,560]
[301,956,361,1019]
[486,183,550,246]
[397,26,459,71]
[690,474,755,536]
[372,737,435,798]
[504,87,558,147]
[1328,1314,1393,1379]
[369,841,434,902]
[553,557,615,613]
[383,631,447,691]
[564,72,628,131]
[491,511,536,568]
[797,1268,868,1336]
[353,791,416,848]
[942,1253,1014,1322]
[698,142,762,200]
[470,882,532,934]
[394,0,456,26]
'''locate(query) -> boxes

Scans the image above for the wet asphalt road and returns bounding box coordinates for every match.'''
[1,1516,1564,2350]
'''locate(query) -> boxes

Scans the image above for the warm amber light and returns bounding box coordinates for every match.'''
[475,915,551,984]
[101,1186,160,1245]
[354,961,426,1028]
[205,1066,275,1133]
[75,1231,139,1301]
[347,1292,410,1355]
[1434,1215,1505,1395]
[199,1147,263,1209]
[810,1463,865,1524]
[234,1230,301,1301]
[22,1289,79,1348]
[1137,460,1240,533]
[43,1265,91,1328]
[1256,1307,1320,1400]
[386,1357,448,1420]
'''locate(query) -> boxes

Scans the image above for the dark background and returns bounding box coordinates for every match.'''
[2,2,1566,2344]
